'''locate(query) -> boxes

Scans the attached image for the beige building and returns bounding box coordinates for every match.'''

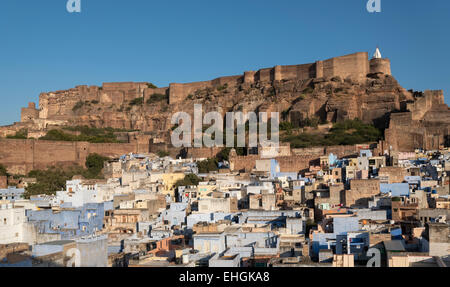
[162,173,186,198]
[198,197,238,213]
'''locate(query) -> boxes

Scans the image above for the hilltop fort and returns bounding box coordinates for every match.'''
[0,50,449,174]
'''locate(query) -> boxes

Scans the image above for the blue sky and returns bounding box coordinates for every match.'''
[0,0,449,125]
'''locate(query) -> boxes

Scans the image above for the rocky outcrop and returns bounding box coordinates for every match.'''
[1,51,449,152]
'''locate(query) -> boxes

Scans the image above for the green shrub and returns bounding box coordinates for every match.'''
[6,128,28,139]
[292,95,306,105]
[280,121,293,131]
[157,151,170,157]
[281,109,291,121]
[0,164,8,176]
[300,117,320,128]
[197,158,219,173]
[72,101,84,112]
[147,93,168,104]
[216,148,231,162]
[147,83,158,89]
[129,97,144,106]
[175,174,201,188]
[24,154,108,199]
[217,84,228,92]
[85,153,109,178]
[283,119,382,148]
[40,126,125,143]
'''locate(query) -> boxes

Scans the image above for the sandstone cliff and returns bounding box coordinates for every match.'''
[1,51,449,153]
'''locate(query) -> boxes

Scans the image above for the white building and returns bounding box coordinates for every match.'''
[0,203,27,244]
[55,179,102,208]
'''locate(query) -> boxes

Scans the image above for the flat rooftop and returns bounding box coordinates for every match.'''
[38,240,75,246]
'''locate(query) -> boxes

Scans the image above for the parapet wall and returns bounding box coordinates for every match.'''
[168,52,373,104]
[407,90,445,120]
[292,144,367,158]
[31,51,384,118]
[316,52,370,80]
[169,75,242,104]
[21,103,39,123]
[370,58,391,75]
[229,154,318,173]
[0,139,139,175]
[385,90,449,151]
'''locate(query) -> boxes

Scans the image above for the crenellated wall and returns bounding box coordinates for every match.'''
[168,52,374,104]
[316,52,370,81]
[370,58,391,75]
[21,103,39,123]
[29,51,387,117]
[385,90,450,151]
[0,139,141,175]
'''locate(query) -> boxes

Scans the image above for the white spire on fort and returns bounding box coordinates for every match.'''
[373,47,382,59]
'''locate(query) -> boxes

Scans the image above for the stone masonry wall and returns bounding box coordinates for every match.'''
[0,139,139,175]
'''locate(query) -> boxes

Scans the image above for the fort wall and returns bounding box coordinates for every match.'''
[27,51,394,123]
[385,90,449,151]
[369,58,391,75]
[168,52,372,104]
[21,103,40,123]
[229,144,365,173]
[0,139,140,175]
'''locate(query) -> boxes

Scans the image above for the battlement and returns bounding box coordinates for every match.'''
[407,90,445,120]
[168,51,389,104]
[370,58,391,75]
[29,51,394,120]
[21,102,39,123]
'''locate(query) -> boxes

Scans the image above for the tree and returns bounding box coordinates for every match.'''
[6,128,28,139]
[0,164,8,176]
[24,167,79,199]
[175,174,201,188]
[197,158,219,173]
[85,153,109,178]
[216,148,231,162]
[157,151,170,157]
